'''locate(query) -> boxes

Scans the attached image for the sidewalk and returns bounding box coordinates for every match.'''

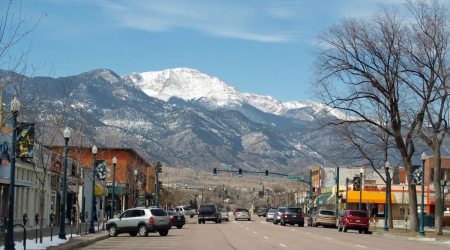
[371,227,450,242]
[47,231,109,250]
[0,222,107,246]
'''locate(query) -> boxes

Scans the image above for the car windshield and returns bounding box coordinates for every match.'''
[349,211,368,217]
[287,208,302,213]
[269,209,276,213]
[220,209,227,212]
[150,209,167,216]
[320,210,334,216]
[237,209,249,212]
[199,206,216,212]
[166,211,179,215]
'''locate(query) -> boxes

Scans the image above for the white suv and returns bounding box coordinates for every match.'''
[106,208,171,237]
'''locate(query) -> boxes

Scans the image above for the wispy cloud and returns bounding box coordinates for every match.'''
[79,0,304,43]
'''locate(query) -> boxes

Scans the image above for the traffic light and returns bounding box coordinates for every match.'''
[312,187,316,195]
[156,161,162,173]
[214,168,217,176]
[237,195,240,200]
[219,195,221,200]
[265,170,268,178]
[239,169,242,177]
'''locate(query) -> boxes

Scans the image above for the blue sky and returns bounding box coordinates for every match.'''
[13,0,407,102]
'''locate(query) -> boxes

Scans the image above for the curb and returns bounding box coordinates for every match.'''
[50,232,109,250]
[372,232,439,242]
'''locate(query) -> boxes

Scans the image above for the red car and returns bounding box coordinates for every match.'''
[338,210,369,234]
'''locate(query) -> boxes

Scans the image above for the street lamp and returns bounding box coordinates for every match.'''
[359,167,364,210]
[345,174,349,211]
[441,180,447,217]
[5,97,20,250]
[111,157,117,219]
[89,145,97,234]
[399,183,405,220]
[384,161,390,232]
[419,152,426,236]
[134,169,138,207]
[58,127,71,239]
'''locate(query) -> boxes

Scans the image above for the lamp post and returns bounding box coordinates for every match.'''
[359,167,363,210]
[111,157,117,219]
[89,145,97,234]
[345,174,349,211]
[419,152,426,236]
[5,97,20,250]
[134,169,138,207]
[384,161,390,232]
[401,183,405,220]
[58,127,71,240]
[441,180,447,217]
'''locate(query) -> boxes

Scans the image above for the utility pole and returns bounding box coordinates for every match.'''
[222,184,225,208]
[335,166,340,217]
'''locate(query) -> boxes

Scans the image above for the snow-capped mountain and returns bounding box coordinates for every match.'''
[122,68,351,124]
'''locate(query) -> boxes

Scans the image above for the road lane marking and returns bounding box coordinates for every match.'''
[305,232,311,234]
[246,228,249,230]
[356,245,366,248]
[280,244,286,247]
[325,237,333,240]
[264,237,269,239]
[253,231,257,233]
[291,229,295,231]
[261,222,266,223]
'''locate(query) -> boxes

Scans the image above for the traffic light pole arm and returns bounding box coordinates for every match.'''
[215,169,311,186]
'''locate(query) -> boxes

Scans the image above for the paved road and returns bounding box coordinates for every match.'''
[81,215,450,249]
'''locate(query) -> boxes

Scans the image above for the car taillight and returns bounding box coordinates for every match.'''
[302,214,305,218]
[149,217,154,224]
[248,213,251,216]
[170,216,174,221]
[317,215,322,217]
[333,217,336,220]
[284,213,288,217]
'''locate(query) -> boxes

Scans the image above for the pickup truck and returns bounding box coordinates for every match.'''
[176,206,196,218]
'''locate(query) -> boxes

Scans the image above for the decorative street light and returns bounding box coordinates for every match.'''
[111,157,117,219]
[419,152,427,236]
[134,169,138,207]
[401,183,405,220]
[345,174,349,211]
[58,127,71,240]
[384,161,390,232]
[89,145,97,233]
[441,180,447,217]
[359,167,364,210]
[5,97,20,250]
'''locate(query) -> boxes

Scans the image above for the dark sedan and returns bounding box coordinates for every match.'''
[166,210,186,229]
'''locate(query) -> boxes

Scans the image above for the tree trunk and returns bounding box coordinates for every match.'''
[434,148,443,235]
[406,162,419,232]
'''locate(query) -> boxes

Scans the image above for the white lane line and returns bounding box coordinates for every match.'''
[291,229,295,231]
[356,245,367,248]
[280,244,286,247]
[253,231,257,233]
[264,236,269,239]
[246,228,249,230]
[325,237,333,240]
[305,232,311,234]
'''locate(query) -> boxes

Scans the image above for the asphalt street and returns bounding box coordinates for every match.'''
[81,215,450,250]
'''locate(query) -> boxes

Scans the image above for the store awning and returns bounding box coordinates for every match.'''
[94,184,108,196]
[317,194,332,205]
[345,191,394,204]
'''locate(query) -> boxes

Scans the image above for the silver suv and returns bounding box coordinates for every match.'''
[106,207,171,237]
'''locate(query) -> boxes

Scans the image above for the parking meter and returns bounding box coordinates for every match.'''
[35,213,39,225]
[23,213,28,227]
[50,213,54,225]
[405,216,408,232]
[86,211,89,220]
[373,214,376,230]
[71,210,74,222]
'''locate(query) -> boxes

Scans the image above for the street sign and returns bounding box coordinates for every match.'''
[307,199,313,205]
[288,176,303,180]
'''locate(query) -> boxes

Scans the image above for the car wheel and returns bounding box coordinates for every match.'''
[108,226,118,237]
[343,224,348,232]
[364,228,369,234]
[227,219,229,221]
[129,232,137,236]
[139,225,148,237]
[219,220,222,223]
[359,230,363,234]
[176,225,183,229]
[338,223,342,232]
[215,220,218,224]
[248,219,251,221]
[198,220,201,224]
[202,220,206,224]
[190,215,194,218]
[159,230,169,236]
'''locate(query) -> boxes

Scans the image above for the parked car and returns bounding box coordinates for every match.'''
[176,206,196,218]
[279,207,304,227]
[166,210,185,229]
[273,207,286,225]
[312,209,336,228]
[257,208,267,217]
[220,209,229,222]
[235,208,251,221]
[198,204,221,224]
[266,209,276,221]
[106,208,171,237]
[233,208,242,215]
[338,210,369,234]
